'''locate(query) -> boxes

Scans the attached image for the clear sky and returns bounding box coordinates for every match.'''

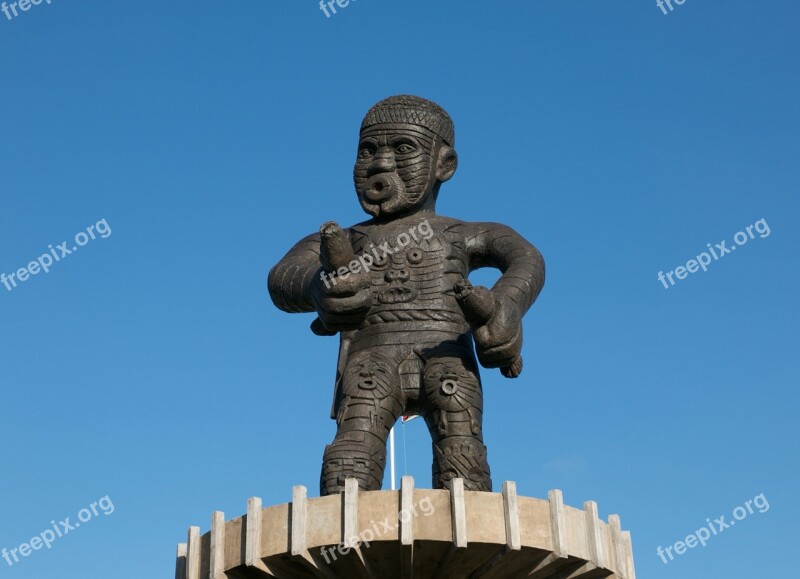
[1,1,798,577]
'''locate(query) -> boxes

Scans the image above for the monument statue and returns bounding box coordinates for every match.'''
[175,96,637,579]
[268,95,545,496]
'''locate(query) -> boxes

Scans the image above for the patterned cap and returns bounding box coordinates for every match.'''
[361,95,455,146]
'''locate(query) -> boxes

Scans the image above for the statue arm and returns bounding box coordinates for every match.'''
[466,222,545,316]
[268,233,322,313]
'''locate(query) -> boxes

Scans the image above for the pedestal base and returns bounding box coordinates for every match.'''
[175,478,636,579]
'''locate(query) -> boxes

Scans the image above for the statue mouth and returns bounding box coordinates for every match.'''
[378,285,418,304]
[364,174,402,203]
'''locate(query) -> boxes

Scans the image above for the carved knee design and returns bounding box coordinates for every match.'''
[321,431,386,495]
[432,437,492,492]
[423,357,483,437]
[338,349,402,436]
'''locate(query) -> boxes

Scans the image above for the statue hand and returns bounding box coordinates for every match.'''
[454,280,523,377]
[310,222,372,332]
[310,268,371,332]
[472,294,523,370]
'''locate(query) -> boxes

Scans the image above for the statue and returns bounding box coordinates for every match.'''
[268,95,545,496]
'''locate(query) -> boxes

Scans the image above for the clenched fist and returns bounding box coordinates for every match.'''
[310,222,372,333]
[454,279,524,378]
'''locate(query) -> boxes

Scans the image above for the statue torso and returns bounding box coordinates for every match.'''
[347,216,471,348]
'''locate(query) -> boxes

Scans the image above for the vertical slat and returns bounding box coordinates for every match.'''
[344,479,360,547]
[210,511,225,579]
[175,543,187,579]
[400,476,415,546]
[584,501,604,568]
[186,526,201,579]
[290,485,335,577]
[502,481,521,551]
[339,479,374,579]
[434,479,468,578]
[400,476,415,579]
[468,481,522,579]
[291,485,308,557]
[245,497,263,567]
[548,490,567,558]
[608,514,626,576]
[623,530,636,579]
[451,478,468,549]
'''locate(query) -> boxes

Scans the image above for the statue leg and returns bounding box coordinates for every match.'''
[422,355,492,492]
[321,349,403,495]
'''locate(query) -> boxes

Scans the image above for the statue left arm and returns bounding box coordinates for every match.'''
[463,222,545,370]
[466,222,545,315]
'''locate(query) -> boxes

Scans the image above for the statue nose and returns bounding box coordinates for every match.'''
[367,151,395,177]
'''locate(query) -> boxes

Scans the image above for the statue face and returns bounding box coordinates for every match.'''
[354,123,440,218]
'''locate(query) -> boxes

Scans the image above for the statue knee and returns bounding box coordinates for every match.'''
[432,436,492,492]
[321,431,387,495]
[423,357,483,437]
[337,349,403,436]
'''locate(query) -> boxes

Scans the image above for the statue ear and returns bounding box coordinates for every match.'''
[436,146,458,183]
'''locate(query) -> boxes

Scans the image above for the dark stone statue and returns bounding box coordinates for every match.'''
[269,96,545,496]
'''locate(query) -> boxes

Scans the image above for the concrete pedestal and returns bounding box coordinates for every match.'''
[175,478,636,579]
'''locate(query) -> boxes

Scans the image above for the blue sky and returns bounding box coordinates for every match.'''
[1,0,798,577]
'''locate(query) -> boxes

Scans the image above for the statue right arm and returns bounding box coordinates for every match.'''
[268,233,322,313]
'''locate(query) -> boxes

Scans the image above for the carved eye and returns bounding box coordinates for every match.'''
[395,143,415,155]
[358,148,373,159]
[371,249,389,269]
[407,249,423,264]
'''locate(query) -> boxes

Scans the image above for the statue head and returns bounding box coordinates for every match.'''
[354,95,458,219]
